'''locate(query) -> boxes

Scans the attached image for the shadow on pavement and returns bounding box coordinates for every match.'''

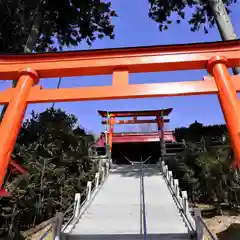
[110,164,162,178]
[217,223,240,240]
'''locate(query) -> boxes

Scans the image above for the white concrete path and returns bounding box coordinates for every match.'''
[67,164,190,240]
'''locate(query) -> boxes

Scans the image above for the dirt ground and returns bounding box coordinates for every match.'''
[204,215,240,240]
[197,204,240,240]
[22,218,54,240]
[25,226,52,240]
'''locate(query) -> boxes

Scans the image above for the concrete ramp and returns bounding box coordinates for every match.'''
[66,164,190,240]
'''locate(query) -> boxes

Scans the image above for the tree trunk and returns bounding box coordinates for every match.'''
[0,12,42,120]
[24,13,42,54]
[208,0,240,74]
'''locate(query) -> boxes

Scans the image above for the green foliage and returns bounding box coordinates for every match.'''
[169,119,240,213]
[168,120,240,212]
[175,121,227,142]
[148,0,238,33]
[0,108,96,239]
[168,138,240,213]
[0,0,117,53]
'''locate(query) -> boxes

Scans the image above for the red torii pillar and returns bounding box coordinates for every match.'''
[156,116,166,158]
[108,116,115,154]
[207,57,240,166]
[0,69,39,189]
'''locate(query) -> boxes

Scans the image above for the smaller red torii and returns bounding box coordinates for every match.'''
[0,159,28,197]
[98,109,172,153]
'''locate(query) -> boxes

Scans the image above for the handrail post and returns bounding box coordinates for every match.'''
[182,191,189,214]
[73,193,81,218]
[174,179,180,199]
[98,158,103,174]
[101,166,105,183]
[95,173,100,188]
[168,171,173,188]
[194,208,204,240]
[87,181,92,201]
[140,161,147,239]
[106,162,109,176]
[165,165,169,180]
[53,212,64,240]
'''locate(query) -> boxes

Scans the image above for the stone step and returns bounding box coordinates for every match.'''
[64,233,191,240]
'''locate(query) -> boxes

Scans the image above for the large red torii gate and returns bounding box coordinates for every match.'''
[0,40,240,194]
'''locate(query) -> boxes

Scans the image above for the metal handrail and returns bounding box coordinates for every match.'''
[57,161,109,237]
[140,159,147,240]
[61,202,75,232]
[62,163,110,234]
[61,177,98,232]
[37,201,75,240]
[39,225,53,240]
[121,153,150,165]
[161,161,195,233]
[121,154,149,238]
[161,160,216,240]
[49,161,107,240]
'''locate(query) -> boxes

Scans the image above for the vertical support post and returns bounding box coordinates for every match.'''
[112,69,129,86]
[161,122,166,157]
[106,162,109,176]
[174,179,180,199]
[108,116,115,161]
[160,160,165,172]
[101,166,105,183]
[98,157,102,175]
[182,191,189,214]
[95,172,99,188]
[0,68,39,188]
[156,116,161,140]
[104,121,109,156]
[53,212,64,240]
[87,181,92,201]
[157,115,166,163]
[194,209,204,240]
[207,56,240,166]
[165,165,169,180]
[168,171,173,188]
[73,193,81,218]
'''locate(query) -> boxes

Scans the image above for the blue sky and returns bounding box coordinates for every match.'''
[1,0,240,135]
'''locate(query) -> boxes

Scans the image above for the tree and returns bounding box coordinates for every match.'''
[0,108,97,239]
[148,0,240,74]
[168,123,240,214]
[0,0,116,53]
[0,0,117,117]
[175,121,227,142]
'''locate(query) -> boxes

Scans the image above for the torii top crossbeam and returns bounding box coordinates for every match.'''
[98,109,172,118]
[0,40,239,80]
